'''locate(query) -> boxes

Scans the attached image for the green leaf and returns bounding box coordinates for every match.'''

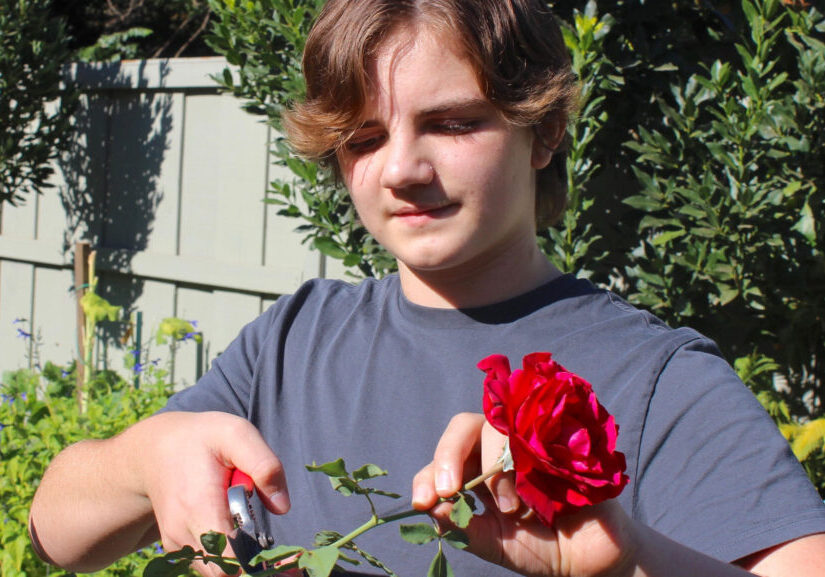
[399,523,438,545]
[330,476,359,496]
[651,229,686,246]
[313,236,348,259]
[208,556,241,574]
[441,529,470,550]
[791,201,816,245]
[427,549,455,577]
[80,291,121,324]
[314,530,344,547]
[253,544,305,563]
[357,547,400,577]
[368,488,402,499]
[306,458,349,478]
[449,493,476,528]
[200,531,227,555]
[143,556,193,577]
[352,463,388,481]
[298,546,339,577]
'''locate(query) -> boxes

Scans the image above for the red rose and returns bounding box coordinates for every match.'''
[479,352,629,526]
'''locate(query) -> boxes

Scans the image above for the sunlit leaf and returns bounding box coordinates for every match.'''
[298,546,339,577]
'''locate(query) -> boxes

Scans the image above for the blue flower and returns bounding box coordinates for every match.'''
[61,369,70,378]
[133,362,145,374]
[16,328,31,340]
[154,542,164,554]
[20,392,27,402]
[12,318,25,325]
[130,349,141,358]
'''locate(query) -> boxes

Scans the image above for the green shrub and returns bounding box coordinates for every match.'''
[0,0,76,206]
[0,363,173,577]
[618,0,825,490]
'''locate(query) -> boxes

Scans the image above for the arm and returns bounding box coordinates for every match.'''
[29,411,290,576]
[411,413,825,577]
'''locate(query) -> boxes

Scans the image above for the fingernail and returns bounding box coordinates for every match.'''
[435,469,453,494]
[412,485,428,508]
[497,493,518,513]
[270,490,290,513]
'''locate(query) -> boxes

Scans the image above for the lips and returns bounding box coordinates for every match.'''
[392,202,457,219]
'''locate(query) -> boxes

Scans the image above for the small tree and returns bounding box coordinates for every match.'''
[0,0,76,207]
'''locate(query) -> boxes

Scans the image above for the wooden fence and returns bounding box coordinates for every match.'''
[0,57,346,387]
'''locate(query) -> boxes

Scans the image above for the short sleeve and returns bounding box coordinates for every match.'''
[635,338,825,562]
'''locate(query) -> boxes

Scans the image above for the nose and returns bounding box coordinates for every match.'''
[379,132,434,190]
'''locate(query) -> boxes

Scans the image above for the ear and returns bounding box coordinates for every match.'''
[531,116,566,170]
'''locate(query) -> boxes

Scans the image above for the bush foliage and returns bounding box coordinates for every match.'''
[0,363,174,577]
[206,0,825,493]
[0,0,76,206]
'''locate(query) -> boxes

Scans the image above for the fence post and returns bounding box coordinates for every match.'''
[74,241,90,409]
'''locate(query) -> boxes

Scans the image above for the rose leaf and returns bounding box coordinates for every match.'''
[253,544,305,563]
[206,556,240,575]
[143,556,193,577]
[314,530,344,547]
[330,476,359,496]
[427,549,455,577]
[366,488,402,499]
[352,463,388,481]
[298,546,340,577]
[399,522,438,545]
[357,547,400,577]
[449,493,475,528]
[441,529,469,550]
[200,531,226,555]
[306,458,349,478]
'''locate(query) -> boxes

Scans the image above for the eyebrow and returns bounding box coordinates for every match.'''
[418,97,492,117]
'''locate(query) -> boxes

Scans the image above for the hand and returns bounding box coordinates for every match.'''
[411,413,637,577]
[135,411,290,577]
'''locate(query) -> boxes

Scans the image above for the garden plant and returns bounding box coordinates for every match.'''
[2,0,823,576]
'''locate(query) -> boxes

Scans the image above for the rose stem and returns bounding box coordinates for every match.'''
[328,459,507,550]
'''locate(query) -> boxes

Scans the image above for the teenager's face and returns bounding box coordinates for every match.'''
[337,25,551,277]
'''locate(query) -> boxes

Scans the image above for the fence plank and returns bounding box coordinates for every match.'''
[178,93,269,267]
[33,266,77,367]
[0,261,35,372]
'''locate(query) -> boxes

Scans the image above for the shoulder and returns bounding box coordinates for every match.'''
[262,275,398,330]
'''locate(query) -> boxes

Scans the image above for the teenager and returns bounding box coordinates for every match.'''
[30,1,825,576]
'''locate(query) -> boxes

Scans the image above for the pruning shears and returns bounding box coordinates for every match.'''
[227,469,275,574]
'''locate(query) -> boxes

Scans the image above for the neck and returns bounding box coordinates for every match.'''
[397,241,561,309]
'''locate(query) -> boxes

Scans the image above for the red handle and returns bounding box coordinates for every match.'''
[230,469,254,493]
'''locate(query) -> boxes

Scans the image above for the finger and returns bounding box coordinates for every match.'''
[411,463,439,510]
[210,417,291,515]
[480,424,520,514]
[431,413,486,498]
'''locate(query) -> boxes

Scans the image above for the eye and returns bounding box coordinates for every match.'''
[432,118,480,135]
[344,131,385,154]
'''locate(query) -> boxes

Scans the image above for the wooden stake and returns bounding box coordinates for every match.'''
[74,241,90,409]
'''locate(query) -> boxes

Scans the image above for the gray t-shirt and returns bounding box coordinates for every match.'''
[165,274,825,575]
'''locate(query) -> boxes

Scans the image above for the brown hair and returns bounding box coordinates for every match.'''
[283,0,579,226]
